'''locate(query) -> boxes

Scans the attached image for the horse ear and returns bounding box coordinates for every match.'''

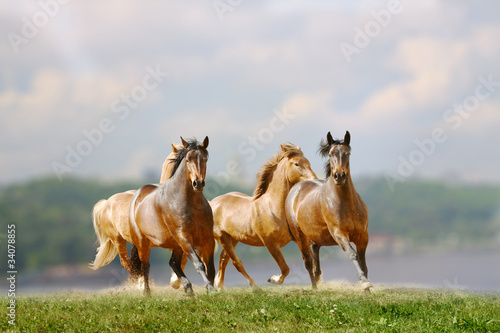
[202,136,209,148]
[180,137,188,147]
[280,144,286,152]
[326,132,334,145]
[296,145,301,150]
[344,131,351,146]
[171,144,179,154]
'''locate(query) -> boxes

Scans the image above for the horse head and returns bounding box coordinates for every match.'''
[181,136,209,192]
[322,131,351,186]
[281,144,317,185]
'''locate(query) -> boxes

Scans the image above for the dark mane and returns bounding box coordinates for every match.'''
[169,138,208,178]
[252,143,303,199]
[317,137,350,179]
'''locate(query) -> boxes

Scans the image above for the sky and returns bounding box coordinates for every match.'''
[1,0,499,189]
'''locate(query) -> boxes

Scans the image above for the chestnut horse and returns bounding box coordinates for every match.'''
[90,144,188,285]
[129,137,215,294]
[211,143,317,288]
[285,131,373,292]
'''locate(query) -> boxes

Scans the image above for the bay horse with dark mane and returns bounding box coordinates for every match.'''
[285,131,373,292]
[129,137,215,295]
[211,143,317,288]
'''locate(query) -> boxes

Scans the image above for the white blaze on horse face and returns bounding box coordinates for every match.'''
[186,150,208,191]
[330,145,351,181]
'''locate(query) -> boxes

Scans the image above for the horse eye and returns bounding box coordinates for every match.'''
[295,162,299,167]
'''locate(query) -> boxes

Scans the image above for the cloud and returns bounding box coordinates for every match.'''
[0,1,499,184]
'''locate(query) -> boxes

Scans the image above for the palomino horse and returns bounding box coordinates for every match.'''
[129,137,215,294]
[285,131,373,292]
[89,144,187,284]
[211,143,317,288]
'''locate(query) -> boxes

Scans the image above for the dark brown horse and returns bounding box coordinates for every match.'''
[285,131,373,292]
[129,137,215,294]
[211,143,317,288]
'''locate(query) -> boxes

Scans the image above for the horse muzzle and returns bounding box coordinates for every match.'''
[192,179,206,191]
[333,171,347,185]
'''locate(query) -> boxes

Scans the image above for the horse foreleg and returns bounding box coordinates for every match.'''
[215,249,230,289]
[333,231,372,292]
[199,241,216,288]
[311,243,323,285]
[218,234,257,288]
[130,245,142,282]
[263,242,290,285]
[137,243,152,296]
[185,244,215,292]
[169,249,194,295]
[295,232,317,288]
[169,253,187,289]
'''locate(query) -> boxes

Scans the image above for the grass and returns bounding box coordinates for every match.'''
[3,282,500,332]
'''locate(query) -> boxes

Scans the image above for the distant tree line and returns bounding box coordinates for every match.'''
[0,176,498,273]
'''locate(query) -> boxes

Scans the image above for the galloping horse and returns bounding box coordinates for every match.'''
[211,143,317,288]
[90,144,187,284]
[129,137,215,294]
[285,131,373,292]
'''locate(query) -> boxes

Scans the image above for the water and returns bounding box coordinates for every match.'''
[16,249,500,293]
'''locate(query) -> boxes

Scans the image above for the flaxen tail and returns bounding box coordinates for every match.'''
[89,199,118,270]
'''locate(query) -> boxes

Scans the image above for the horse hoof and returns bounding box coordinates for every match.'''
[267,275,283,285]
[361,281,373,291]
[170,280,181,290]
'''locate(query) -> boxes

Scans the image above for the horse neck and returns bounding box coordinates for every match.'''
[325,173,357,204]
[166,158,200,201]
[260,160,291,208]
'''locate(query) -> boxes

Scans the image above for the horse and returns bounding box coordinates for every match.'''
[285,131,373,292]
[89,144,188,287]
[129,137,215,295]
[211,143,317,289]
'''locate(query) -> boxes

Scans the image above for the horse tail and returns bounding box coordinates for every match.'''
[89,199,118,270]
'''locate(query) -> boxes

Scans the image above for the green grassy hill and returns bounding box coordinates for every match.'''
[3,285,500,332]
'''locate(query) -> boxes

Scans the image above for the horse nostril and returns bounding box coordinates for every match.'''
[193,180,198,188]
[341,171,346,179]
[201,180,205,187]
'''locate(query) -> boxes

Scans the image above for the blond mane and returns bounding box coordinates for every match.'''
[252,143,303,199]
